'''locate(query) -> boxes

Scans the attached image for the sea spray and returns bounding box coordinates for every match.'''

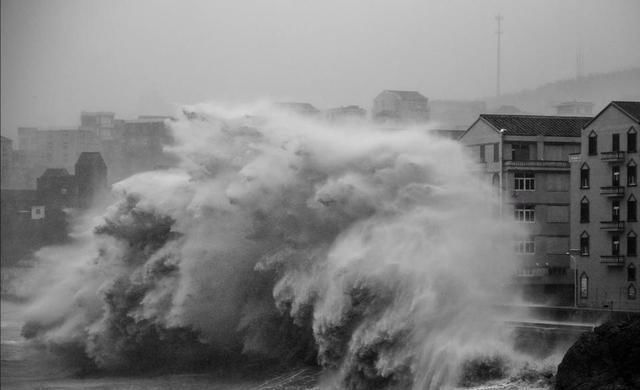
[18,102,527,388]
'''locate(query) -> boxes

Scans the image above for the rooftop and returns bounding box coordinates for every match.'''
[381,90,428,101]
[479,114,592,137]
[612,101,640,123]
[40,168,71,178]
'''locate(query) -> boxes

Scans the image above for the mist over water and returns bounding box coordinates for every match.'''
[16,103,530,389]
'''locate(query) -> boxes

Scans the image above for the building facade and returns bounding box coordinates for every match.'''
[460,114,591,305]
[372,90,429,123]
[569,101,640,311]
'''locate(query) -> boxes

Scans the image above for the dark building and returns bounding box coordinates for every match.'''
[36,168,77,208]
[1,135,14,188]
[75,152,108,208]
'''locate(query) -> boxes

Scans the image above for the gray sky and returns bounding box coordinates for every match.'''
[2,0,640,137]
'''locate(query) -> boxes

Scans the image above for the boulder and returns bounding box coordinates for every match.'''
[555,316,640,390]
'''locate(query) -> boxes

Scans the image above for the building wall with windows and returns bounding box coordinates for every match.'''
[461,114,589,305]
[570,101,640,311]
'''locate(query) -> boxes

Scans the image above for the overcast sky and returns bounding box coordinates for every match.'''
[2,0,640,137]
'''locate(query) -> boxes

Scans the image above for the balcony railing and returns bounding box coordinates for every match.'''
[600,151,626,162]
[600,220,626,231]
[504,160,570,170]
[600,255,625,266]
[600,186,625,197]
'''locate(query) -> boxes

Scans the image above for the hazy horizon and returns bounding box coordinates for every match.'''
[2,0,640,138]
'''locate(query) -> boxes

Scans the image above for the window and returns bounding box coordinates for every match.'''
[612,234,621,256]
[493,143,499,162]
[479,145,486,162]
[628,160,637,186]
[580,273,589,299]
[580,164,590,188]
[514,204,535,223]
[628,195,637,222]
[580,231,590,256]
[492,173,500,189]
[628,232,637,257]
[512,144,529,161]
[514,173,535,191]
[588,131,597,155]
[515,238,535,254]
[628,128,637,153]
[612,133,620,152]
[612,166,621,187]
[629,284,637,300]
[612,200,621,221]
[580,197,590,223]
[629,264,637,281]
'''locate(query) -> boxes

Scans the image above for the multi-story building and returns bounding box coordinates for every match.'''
[80,111,117,139]
[1,136,14,188]
[17,127,102,181]
[121,117,175,177]
[460,114,592,305]
[569,101,640,311]
[372,90,429,123]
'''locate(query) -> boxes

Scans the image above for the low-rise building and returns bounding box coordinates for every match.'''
[460,114,592,305]
[569,101,640,311]
[324,105,366,123]
[555,101,594,116]
[372,90,429,123]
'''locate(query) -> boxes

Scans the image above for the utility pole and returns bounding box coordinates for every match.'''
[496,14,503,97]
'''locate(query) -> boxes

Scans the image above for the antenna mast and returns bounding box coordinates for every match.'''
[496,14,503,97]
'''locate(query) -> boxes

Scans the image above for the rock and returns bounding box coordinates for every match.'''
[555,316,640,390]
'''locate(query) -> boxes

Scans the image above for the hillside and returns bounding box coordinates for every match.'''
[485,67,640,115]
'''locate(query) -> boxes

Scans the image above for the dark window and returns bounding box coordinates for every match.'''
[514,172,535,191]
[493,143,499,162]
[588,132,597,155]
[628,128,637,153]
[613,133,620,152]
[580,273,589,299]
[512,144,529,161]
[613,200,621,221]
[629,264,637,281]
[479,145,485,162]
[613,166,621,186]
[581,197,590,223]
[580,164,590,188]
[514,204,535,223]
[628,196,637,222]
[628,232,637,257]
[580,232,590,256]
[628,161,637,186]
[613,234,621,256]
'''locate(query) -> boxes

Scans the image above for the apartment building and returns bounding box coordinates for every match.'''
[460,114,591,304]
[569,101,640,311]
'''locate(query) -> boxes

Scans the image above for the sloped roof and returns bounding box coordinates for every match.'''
[612,101,640,123]
[40,168,71,177]
[479,114,592,137]
[1,135,13,142]
[382,90,428,101]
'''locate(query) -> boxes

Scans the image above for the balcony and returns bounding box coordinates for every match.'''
[600,151,626,162]
[600,186,625,197]
[600,220,625,231]
[504,160,570,171]
[600,255,625,266]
